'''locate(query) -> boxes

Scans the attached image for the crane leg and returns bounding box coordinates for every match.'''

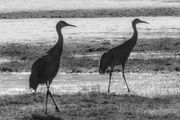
[45,83,60,114]
[122,64,130,92]
[108,70,112,93]
[48,90,60,112]
[45,88,49,115]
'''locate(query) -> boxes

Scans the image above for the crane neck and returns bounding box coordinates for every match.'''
[47,29,63,54]
[125,22,138,49]
[57,29,63,48]
[132,23,138,40]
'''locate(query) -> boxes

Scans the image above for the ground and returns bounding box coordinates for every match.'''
[0,1,180,119]
[0,37,180,73]
[0,92,180,120]
[1,8,180,19]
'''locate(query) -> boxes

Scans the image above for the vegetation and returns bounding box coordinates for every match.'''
[0,92,180,120]
[0,37,180,72]
[1,7,180,19]
[0,4,180,120]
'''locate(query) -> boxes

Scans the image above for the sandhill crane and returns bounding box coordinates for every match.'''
[99,18,149,93]
[29,21,76,114]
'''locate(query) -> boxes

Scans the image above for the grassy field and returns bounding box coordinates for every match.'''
[0,37,180,73]
[0,92,180,120]
[1,8,180,19]
[1,1,180,119]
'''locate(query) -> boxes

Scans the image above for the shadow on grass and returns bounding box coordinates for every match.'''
[31,114,63,120]
[0,92,180,120]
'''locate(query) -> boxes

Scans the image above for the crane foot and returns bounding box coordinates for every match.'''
[45,110,48,115]
[55,107,60,112]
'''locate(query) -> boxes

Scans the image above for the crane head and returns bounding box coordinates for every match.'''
[133,18,149,24]
[56,21,76,30]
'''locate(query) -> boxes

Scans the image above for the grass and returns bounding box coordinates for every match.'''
[0,37,180,72]
[1,7,180,19]
[0,92,180,120]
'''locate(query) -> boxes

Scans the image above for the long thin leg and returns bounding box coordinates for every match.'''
[108,69,112,93]
[45,88,49,114]
[45,82,60,114]
[122,64,130,92]
[48,90,60,112]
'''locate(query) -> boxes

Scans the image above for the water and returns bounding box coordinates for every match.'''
[0,72,180,97]
[0,17,180,97]
[0,17,180,45]
[1,0,180,13]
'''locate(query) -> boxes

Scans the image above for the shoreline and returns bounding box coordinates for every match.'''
[1,7,180,19]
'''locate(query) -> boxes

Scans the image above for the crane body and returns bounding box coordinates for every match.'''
[29,21,76,114]
[29,40,62,91]
[99,18,149,93]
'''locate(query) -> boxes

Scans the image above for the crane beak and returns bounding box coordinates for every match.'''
[67,23,77,27]
[140,20,149,24]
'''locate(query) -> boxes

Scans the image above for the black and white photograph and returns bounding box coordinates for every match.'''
[0,0,180,119]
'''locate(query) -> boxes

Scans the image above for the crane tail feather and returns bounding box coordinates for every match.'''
[29,72,39,92]
[99,53,110,74]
